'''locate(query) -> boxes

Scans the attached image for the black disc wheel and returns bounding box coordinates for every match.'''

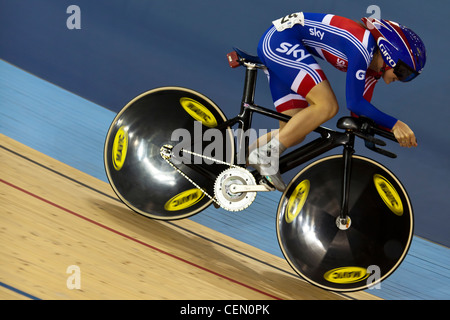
[104,87,234,220]
[277,155,413,291]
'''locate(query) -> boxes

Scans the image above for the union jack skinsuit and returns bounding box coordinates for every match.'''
[257,12,397,129]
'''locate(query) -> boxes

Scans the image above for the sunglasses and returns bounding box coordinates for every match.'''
[393,59,419,82]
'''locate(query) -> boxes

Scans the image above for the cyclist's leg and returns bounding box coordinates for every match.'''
[252,80,338,190]
[257,26,339,148]
[253,81,337,149]
[246,72,296,190]
[279,109,305,145]
[248,88,307,152]
[278,80,339,148]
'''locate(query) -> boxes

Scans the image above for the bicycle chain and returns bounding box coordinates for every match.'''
[160,145,239,208]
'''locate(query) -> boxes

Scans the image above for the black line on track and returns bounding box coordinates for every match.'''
[1,143,355,300]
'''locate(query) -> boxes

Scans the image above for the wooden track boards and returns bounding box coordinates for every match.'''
[0,134,379,300]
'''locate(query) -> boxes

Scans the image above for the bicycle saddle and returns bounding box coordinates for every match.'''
[336,117,361,131]
[233,47,263,65]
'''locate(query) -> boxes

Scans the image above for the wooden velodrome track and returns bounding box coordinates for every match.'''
[0,133,379,300]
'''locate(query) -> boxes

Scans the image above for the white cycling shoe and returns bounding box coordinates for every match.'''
[247,136,287,192]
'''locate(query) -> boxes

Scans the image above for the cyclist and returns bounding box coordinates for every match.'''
[248,12,426,191]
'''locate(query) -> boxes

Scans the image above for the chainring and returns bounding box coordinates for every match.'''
[214,167,257,212]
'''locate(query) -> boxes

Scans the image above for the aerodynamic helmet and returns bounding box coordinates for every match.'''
[362,17,426,82]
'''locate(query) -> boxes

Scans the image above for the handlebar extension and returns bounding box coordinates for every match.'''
[337,116,397,158]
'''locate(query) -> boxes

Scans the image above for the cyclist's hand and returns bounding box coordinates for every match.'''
[392,120,418,148]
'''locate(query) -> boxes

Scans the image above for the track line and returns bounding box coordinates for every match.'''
[0,178,283,300]
[0,281,40,300]
[0,145,300,277]
[1,142,355,300]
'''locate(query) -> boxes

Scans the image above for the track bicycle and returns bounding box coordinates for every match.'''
[104,48,413,292]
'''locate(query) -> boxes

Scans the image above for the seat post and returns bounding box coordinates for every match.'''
[236,64,258,164]
[241,64,258,107]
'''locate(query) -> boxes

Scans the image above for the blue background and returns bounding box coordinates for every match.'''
[0,0,448,246]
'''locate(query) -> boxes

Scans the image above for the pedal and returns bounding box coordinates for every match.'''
[258,177,276,191]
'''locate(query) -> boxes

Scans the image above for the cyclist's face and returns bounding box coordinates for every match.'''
[382,68,399,84]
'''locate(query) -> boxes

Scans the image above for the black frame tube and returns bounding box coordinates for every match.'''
[339,135,355,220]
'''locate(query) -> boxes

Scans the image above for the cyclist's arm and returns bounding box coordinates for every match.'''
[345,61,398,130]
[345,61,417,147]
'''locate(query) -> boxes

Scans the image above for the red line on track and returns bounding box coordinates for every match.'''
[0,178,282,300]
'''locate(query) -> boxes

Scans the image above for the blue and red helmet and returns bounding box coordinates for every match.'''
[362,17,426,82]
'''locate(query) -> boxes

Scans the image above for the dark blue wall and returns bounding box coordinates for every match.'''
[1,0,449,245]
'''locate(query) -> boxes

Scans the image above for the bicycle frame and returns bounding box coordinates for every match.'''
[207,63,359,220]
[181,59,397,220]
[215,64,353,172]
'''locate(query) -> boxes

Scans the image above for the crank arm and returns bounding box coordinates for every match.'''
[230,183,274,193]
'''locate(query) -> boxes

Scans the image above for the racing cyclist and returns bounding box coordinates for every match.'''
[248,12,427,191]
